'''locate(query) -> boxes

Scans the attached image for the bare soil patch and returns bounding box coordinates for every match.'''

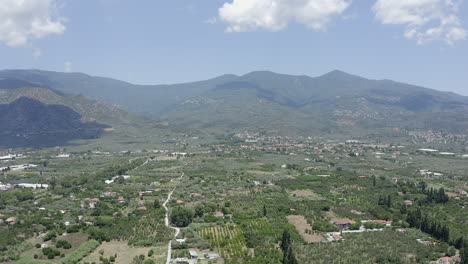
[287,215,326,243]
[289,190,324,200]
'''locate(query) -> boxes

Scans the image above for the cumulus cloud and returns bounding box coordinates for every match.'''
[373,0,467,44]
[0,0,66,47]
[218,0,351,32]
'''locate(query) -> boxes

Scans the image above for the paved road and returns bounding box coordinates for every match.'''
[164,172,184,264]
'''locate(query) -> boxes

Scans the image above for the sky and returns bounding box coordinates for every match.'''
[0,0,467,95]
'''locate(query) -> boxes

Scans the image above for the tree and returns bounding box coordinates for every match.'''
[263,204,267,217]
[280,229,291,253]
[462,244,468,264]
[283,245,298,264]
[386,194,392,208]
[194,204,204,217]
[372,175,376,187]
[400,204,407,214]
[170,207,194,227]
[153,199,160,209]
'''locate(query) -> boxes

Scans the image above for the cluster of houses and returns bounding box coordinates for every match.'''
[0,180,48,191]
[0,163,38,172]
[171,250,220,264]
[419,169,444,178]
[0,154,24,160]
[104,174,131,184]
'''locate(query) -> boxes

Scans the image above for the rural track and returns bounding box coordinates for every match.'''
[164,172,184,264]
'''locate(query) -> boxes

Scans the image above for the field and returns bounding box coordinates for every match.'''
[82,241,166,264]
[287,215,326,242]
[1,133,467,264]
[295,230,451,264]
[198,225,248,259]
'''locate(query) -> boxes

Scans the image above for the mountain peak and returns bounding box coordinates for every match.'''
[320,70,365,79]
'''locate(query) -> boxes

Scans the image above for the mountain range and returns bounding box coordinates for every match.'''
[1,69,468,142]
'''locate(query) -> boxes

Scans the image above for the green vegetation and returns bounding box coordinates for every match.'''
[0,123,467,264]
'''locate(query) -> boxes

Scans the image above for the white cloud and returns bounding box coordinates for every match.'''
[64,61,72,72]
[218,0,351,32]
[373,0,467,44]
[205,17,218,25]
[0,0,66,47]
[32,48,42,58]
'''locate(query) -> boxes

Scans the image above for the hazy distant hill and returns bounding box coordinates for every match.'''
[2,69,468,136]
[0,70,237,117]
[0,78,154,148]
[0,97,108,148]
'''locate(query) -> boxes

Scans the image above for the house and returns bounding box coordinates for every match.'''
[391,177,398,184]
[189,250,198,259]
[17,183,48,189]
[137,206,148,211]
[417,239,437,246]
[0,183,12,191]
[204,253,220,259]
[331,233,343,241]
[117,196,126,203]
[214,211,224,218]
[325,232,343,242]
[175,238,187,243]
[334,219,356,229]
[174,257,189,263]
[404,200,413,206]
[435,256,454,264]
[176,200,184,204]
[171,152,187,157]
[41,244,49,248]
[374,220,393,226]
[6,216,17,225]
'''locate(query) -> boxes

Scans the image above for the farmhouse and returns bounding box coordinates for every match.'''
[0,182,13,191]
[214,211,224,218]
[17,183,48,189]
[334,219,356,229]
[137,206,148,211]
[404,200,413,206]
[189,250,198,259]
[204,253,220,259]
[6,217,17,225]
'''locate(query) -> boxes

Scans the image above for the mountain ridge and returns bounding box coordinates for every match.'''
[1,69,468,137]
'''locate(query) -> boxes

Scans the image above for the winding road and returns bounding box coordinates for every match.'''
[164,172,184,264]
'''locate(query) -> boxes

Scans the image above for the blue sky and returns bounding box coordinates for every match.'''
[0,0,467,95]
